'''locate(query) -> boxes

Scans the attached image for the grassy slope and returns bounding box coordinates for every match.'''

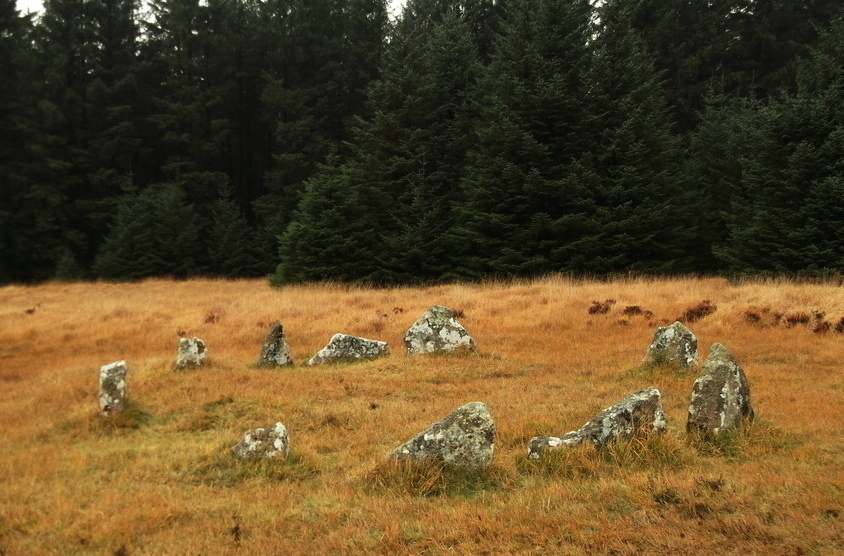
[0,276,842,555]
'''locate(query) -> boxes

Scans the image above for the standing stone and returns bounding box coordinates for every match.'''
[232,422,290,460]
[257,321,293,367]
[306,333,390,365]
[528,387,666,460]
[687,343,754,435]
[176,337,206,368]
[404,305,476,355]
[99,361,127,416]
[389,402,495,469]
[642,321,698,369]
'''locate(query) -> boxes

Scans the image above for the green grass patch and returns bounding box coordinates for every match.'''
[190,447,322,487]
[365,458,514,497]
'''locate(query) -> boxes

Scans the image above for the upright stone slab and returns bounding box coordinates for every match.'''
[232,422,290,460]
[389,402,495,469]
[404,305,476,355]
[528,387,666,460]
[99,361,127,416]
[257,321,293,367]
[176,337,206,368]
[687,343,754,435]
[306,333,389,365]
[642,321,698,369]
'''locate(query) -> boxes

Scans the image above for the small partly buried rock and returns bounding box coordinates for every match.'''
[389,401,495,469]
[257,321,293,367]
[687,343,754,435]
[232,422,290,460]
[404,305,476,355]
[176,337,206,368]
[99,360,127,416]
[642,321,698,370]
[528,387,666,460]
[306,333,389,365]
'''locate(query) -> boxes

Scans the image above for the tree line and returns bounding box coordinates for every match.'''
[1,0,842,285]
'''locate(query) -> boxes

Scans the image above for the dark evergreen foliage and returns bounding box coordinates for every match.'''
[1,0,842,284]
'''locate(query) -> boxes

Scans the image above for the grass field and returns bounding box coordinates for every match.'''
[0,276,842,555]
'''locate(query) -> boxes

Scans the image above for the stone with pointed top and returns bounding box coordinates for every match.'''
[257,321,293,367]
[643,321,698,369]
[306,333,389,365]
[99,360,127,416]
[528,387,666,460]
[389,402,495,468]
[687,343,754,435]
[176,337,206,368]
[404,305,476,355]
[232,422,290,460]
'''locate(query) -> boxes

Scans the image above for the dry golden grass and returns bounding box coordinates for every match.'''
[1,275,842,554]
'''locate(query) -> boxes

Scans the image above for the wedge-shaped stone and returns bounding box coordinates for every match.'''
[687,343,754,435]
[99,360,127,416]
[389,402,495,469]
[176,337,206,368]
[404,305,476,355]
[307,333,389,365]
[232,422,290,460]
[528,387,666,460]
[643,321,698,369]
[257,321,293,367]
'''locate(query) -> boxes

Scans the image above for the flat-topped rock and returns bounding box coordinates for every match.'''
[176,337,206,368]
[257,321,293,367]
[389,402,495,469]
[99,360,127,416]
[404,305,476,355]
[232,422,290,460]
[307,333,389,365]
[528,387,666,460]
[687,343,754,435]
[642,321,698,369]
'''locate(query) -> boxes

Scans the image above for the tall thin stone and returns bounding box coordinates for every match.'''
[99,361,127,416]
[687,344,754,435]
[257,321,293,366]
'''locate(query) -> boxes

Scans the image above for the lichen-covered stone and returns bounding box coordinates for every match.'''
[642,321,698,369]
[176,337,206,368]
[687,343,754,435]
[257,321,293,367]
[389,401,495,469]
[404,305,476,355]
[99,360,127,416]
[528,387,666,460]
[232,422,290,460]
[306,333,389,365]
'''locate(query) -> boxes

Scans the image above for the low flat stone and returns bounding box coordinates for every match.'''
[642,321,698,369]
[232,422,290,460]
[257,321,293,367]
[528,387,666,460]
[306,333,389,365]
[99,360,127,416]
[176,337,206,368]
[389,401,495,469]
[687,343,754,435]
[404,305,476,355]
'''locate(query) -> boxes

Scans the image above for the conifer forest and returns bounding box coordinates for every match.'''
[1,0,842,284]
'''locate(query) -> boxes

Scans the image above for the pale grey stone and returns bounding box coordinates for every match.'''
[528,387,666,460]
[306,333,389,365]
[99,360,127,416]
[389,401,495,469]
[257,321,293,367]
[687,343,754,435]
[232,422,290,460]
[404,305,476,355]
[176,337,206,368]
[642,321,698,369]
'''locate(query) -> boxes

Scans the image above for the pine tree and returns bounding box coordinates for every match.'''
[207,191,266,277]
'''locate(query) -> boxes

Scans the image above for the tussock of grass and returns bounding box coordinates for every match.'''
[688,417,795,458]
[365,459,514,497]
[190,448,322,487]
